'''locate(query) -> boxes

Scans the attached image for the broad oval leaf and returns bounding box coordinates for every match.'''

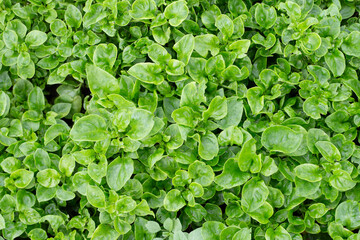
[86,64,120,97]
[128,63,164,85]
[163,189,186,212]
[164,1,189,27]
[70,114,108,141]
[87,185,106,208]
[106,157,134,191]
[261,125,303,154]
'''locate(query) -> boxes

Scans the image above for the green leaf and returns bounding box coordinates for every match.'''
[329,169,356,191]
[34,148,51,171]
[228,39,251,57]
[261,125,303,154]
[201,5,221,30]
[145,221,161,233]
[203,96,227,120]
[127,109,155,140]
[228,0,247,16]
[241,177,269,212]
[198,132,219,160]
[91,224,120,240]
[70,114,108,141]
[194,34,220,57]
[202,221,226,240]
[295,176,321,197]
[83,4,107,28]
[172,106,198,127]
[189,161,214,187]
[246,202,273,224]
[218,126,243,146]
[303,96,328,119]
[28,87,45,112]
[300,33,321,52]
[128,63,164,85]
[116,196,137,213]
[335,200,360,231]
[294,164,322,182]
[94,43,118,70]
[341,31,360,58]
[10,169,34,188]
[166,59,185,75]
[65,5,82,28]
[255,3,277,29]
[174,34,195,65]
[0,91,10,117]
[114,217,131,235]
[215,158,250,189]
[148,43,171,65]
[325,110,351,133]
[59,154,76,177]
[106,157,134,191]
[86,64,121,97]
[87,185,106,208]
[37,169,61,188]
[246,87,264,115]
[325,49,345,77]
[217,97,243,129]
[0,214,5,230]
[307,128,330,154]
[164,1,189,27]
[25,30,47,48]
[233,228,251,240]
[164,189,186,212]
[3,29,18,50]
[44,124,68,145]
[315,141,341,162]
[237,138,257,172]
[265,226,291,240]
[50,19,67,36]
[130,0,157,20]
[215,14,233,40]
[308,203,328,219]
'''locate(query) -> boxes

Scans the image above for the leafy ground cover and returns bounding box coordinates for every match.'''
[1,0,360,239]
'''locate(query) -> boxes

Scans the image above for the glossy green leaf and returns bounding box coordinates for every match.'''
[294,164,322,182]
[329,169,356,191]
[65,5,82,28]
[198,132,219,160]
[164,189,186,212]
[262,125,302,154]
[164,1,189,27]
[87,185,106,208]
[86,64,120,97]
[325,49,345,77]
[341,31,360,58]
[215,158,250,189]
[241,177,269,212]
[70,114,108,141]
[106,157,133,191]
[91,224,120,240]
[255,4,277,29]
[25,30,47,48]
[10,169,34,188]
[37,169,61,188]
[315,141,341,162]
[128,63,164,85]
[189,161,214,187]
[130,0,157,19]
[174,34,195,65]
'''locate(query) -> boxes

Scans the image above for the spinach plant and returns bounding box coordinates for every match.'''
[1,0,360,239]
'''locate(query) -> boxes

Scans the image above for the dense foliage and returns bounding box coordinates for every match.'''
[1,0,360,239]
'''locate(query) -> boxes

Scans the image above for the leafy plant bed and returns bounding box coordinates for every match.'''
[1,0,360,239]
